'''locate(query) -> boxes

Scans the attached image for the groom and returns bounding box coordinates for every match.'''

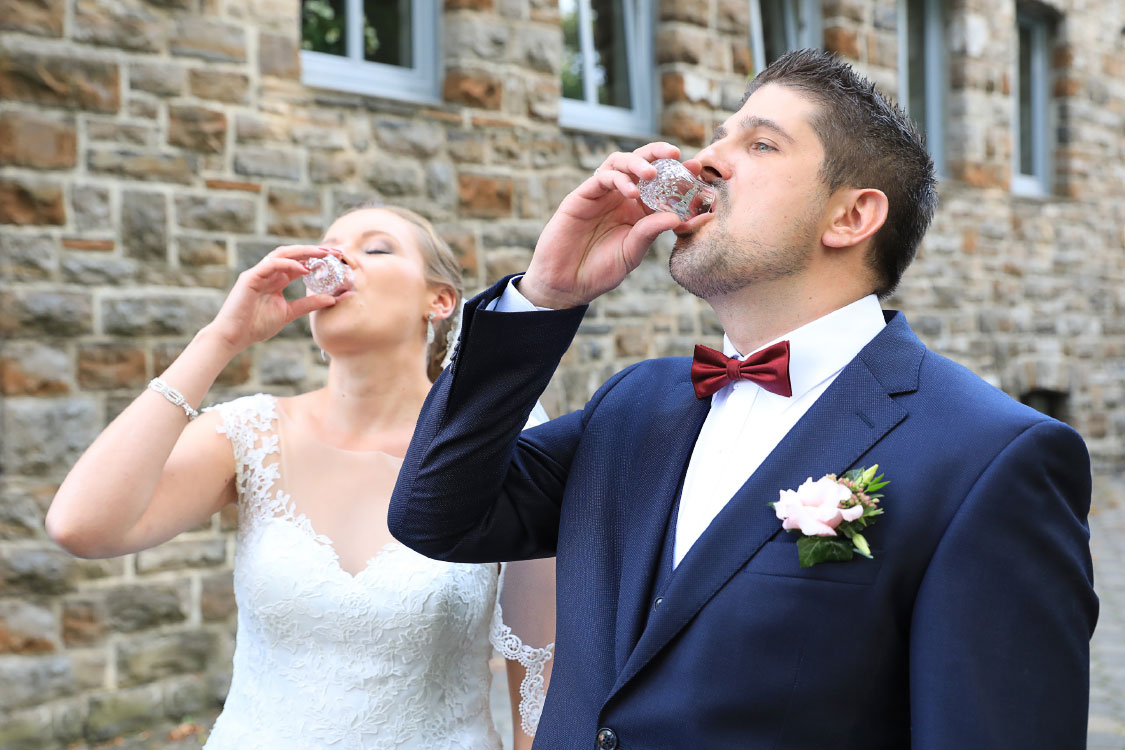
[390,50,1097,748]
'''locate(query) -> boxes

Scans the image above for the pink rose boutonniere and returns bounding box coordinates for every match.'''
[770,465,888,568]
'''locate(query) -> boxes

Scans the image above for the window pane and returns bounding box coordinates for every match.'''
[591,0,631,108]
[364,0,412,66]
[1021,20,1035,176]
[761,0,791,65]
[1021,389,1068,421]
[561,0,585,100]
[1018,21,1034,175]
[794,0,816,48]
[906,0,927,138]
[302,0,348,57]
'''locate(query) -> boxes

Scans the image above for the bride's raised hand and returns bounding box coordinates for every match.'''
[519,142,688,309]
[207,245,339,354]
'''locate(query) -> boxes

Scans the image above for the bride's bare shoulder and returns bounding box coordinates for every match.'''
[274,390,324,420]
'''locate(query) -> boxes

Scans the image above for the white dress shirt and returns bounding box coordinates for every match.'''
[488,279,887,568]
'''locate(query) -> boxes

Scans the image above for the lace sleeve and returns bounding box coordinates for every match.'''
[201,394,281,521]
[489,400,556,737]
[490,557,556,738]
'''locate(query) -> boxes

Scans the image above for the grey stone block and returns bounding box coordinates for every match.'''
[116,629,217,686]
[122,190,168,261]
[1,398,100,478]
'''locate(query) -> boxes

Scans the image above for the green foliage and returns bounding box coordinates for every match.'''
[364,20,379,59]
[300,1,380,60]
[797,535,854,568]
[560,6,583,100]
[302,0,345,55]
[787,465,890,568]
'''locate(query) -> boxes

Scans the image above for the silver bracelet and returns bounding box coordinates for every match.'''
[148,377,199,421]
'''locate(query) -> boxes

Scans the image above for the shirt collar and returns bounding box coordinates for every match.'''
[722,295,886,401]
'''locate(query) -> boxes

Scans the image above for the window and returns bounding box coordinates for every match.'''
[300,0,439,104]
[1021,389,1068,422]
[1012,7,1052,195]
[898,0,948,175]
[750,0,823,73]
[559,0,654,137]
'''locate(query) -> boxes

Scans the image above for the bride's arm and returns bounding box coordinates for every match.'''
[506,657,553,750]
[46,327,240,558]
[46,246,336,558]
[493,557,556,749]
[507,662,533,750]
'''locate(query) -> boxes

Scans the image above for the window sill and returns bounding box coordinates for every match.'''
[558,99,655,142]
[300,51,441,107]
[1010,173,1051,200]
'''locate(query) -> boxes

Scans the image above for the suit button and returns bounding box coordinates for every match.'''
[595,727,618,749]
[653,596,663,611]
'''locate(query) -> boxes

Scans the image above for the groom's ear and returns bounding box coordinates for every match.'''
[821,187,888,250]
[429,283,457,321]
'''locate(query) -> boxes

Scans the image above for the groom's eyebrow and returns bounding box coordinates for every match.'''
[710,117,795,146]
[739,115,795,143]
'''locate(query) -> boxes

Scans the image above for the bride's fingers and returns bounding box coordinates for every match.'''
[273,258,311,280]
[269,245,330,262]
[245,257,310,290]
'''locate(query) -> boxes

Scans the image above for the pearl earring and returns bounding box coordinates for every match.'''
[425,312,436,346]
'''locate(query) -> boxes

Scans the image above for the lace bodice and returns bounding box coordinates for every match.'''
[202,394,551,749]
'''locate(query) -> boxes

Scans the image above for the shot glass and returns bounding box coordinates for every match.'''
[303,254,352,296]
[637,159,715,221]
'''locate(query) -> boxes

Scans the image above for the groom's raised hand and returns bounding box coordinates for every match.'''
[518,142,691,309]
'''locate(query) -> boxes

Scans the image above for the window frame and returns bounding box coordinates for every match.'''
[749,0,823,74]
[1021,388,1069,422]
[1011,8,1052,197]
[558,0,655,138]
[300,0,441,105]
[897,0,948,176]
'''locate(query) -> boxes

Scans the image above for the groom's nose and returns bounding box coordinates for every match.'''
[695,142,731,184]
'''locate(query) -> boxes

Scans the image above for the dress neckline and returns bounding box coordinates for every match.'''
[273,396,405,460]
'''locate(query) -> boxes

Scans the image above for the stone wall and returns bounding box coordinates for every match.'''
[823,0,1125,474]
[1,0,1122,746]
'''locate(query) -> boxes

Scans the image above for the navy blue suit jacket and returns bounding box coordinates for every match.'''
[389,277,1098,749]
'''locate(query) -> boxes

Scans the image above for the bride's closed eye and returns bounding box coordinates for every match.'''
[364,246,393,255]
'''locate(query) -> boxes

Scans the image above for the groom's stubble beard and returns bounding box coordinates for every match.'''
[669,181,820,300]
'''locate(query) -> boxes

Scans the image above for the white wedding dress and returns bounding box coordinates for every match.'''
[201,394,554,749]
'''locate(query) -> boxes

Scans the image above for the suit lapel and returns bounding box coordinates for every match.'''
[607,313,922,700]
[612,372,709,674]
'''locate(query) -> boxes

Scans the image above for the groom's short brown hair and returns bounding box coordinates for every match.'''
[745,49,937,299]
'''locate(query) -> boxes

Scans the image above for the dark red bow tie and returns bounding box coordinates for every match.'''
[690,342,793,399]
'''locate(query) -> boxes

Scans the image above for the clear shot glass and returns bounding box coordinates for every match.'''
[302,254,352,295]
[637,159,716,221]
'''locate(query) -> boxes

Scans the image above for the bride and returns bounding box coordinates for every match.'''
[46,204,554,749]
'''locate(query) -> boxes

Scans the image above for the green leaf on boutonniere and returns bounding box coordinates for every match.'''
[775,465,889,568]
[796,535,854,568]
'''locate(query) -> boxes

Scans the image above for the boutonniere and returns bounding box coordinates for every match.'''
[769,465,888,569]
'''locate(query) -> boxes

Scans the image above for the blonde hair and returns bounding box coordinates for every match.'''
[343,202,464,381]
